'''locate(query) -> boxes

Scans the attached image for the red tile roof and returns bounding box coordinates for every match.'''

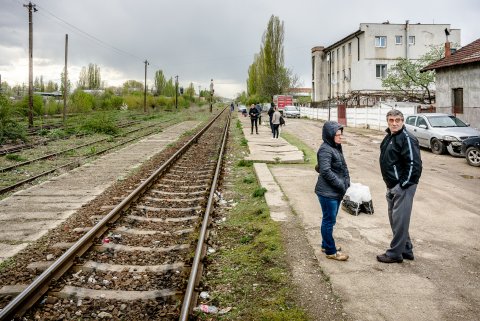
[422,38,480,71]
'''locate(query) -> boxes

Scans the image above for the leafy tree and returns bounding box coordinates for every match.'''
[246,15,297,100]
[164,78,176,97]
[382,45,446,103]
[122,80,144,94]
[34,76,45,92]
[185,82,195,100]
[45,80,58,92]
[78,63,102,89]
[154,70,166,95]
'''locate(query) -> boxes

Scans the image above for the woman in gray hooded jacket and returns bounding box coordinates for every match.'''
[315,121,350,261]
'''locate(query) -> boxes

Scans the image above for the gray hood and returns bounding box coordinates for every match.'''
[322,121,343,148]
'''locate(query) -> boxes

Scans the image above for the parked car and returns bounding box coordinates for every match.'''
[404,113,480,156]
[237,105,247,113]
[461,136,480,167]
[283,105,300,118]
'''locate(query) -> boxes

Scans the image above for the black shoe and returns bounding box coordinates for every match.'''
[377,254,403,263]
[402,253,414,260]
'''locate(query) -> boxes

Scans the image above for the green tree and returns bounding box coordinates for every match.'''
[185,82,195,100]
[78,63,101,89]
[246,15,296,100]
[122,80,144,94]
[382,44,446,103]
[164,78,175,97]
[0,94,27,143]
[154,70,166,95]
[45,80,58,92]
[60,71,72,96]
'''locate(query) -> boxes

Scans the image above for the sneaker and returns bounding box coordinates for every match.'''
[326,252,349,261]
[321,246,342,253]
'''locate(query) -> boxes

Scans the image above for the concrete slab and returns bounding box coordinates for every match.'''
[253,163,289,222]
[0,121,199,260]
[238,114,304,163]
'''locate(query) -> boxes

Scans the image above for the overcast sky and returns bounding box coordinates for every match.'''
[1,0,479,98]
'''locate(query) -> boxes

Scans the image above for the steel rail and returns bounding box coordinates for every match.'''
[0,110,226,320]
[179,109,232,320]
[0,121,176,194]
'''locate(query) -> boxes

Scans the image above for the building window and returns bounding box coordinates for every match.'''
[348,42,352,55]
[453,88,464,114]
[408,36,415,45]
[342,70,345,81]
[337,48,339,61]
[376,64,387,78]
[348,68,351,81]
[331,51,334,62]
[342,45,345,57]
[375,36,387,47]
[395,35,402,45]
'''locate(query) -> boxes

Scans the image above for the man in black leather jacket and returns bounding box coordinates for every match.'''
[377,109,422,263]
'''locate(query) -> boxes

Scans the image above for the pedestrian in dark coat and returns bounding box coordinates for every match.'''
[248,104,260,134]
[268,102,275,133]
[377,109,422,263]
[315,121,350,261]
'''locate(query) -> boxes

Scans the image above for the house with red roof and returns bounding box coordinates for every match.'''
[422,38,480,128]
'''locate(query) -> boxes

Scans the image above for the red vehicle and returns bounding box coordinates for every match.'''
[273,95,293,110]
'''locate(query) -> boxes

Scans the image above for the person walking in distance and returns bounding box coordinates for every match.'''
[271,106,282,139]
[248,103,260,134]
[377,110,422,263]
[268,102,275,133]
[256,103,263,126]
[315,121,350,261]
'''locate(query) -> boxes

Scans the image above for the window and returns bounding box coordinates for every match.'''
[337,48,339,61]
[348,42,352,55]
[342,70,345,80]
[453,88,464,114]
[348,68,351,81]
[376,64,387,78]
[406,116,416,126]
[417,117,427,128]
[342,45,345,57]
[408,36,415,45]
[375,36,387,47]
[395,35,402,45]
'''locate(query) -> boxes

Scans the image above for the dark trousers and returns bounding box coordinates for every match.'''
[385,184,417,259]
[251,118,258,133]
[272,124,280,138]
[269,117,274,133]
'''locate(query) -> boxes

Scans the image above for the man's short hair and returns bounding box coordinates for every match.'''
[386,109,404,120]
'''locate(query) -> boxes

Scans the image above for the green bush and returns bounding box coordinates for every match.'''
[80,112,118,135]
[0,94,27,144]
[69,90,94,113]
[44,98,62,115]
[15,94,44,117]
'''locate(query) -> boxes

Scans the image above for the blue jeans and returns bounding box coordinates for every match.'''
[317,195,341,255]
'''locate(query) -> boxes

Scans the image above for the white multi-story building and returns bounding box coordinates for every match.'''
[311,21,461,103]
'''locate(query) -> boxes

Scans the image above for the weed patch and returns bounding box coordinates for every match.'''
[5,154,27,162]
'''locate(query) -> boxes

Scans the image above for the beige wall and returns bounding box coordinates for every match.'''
[312,23,461,102]
[435,64,480,129]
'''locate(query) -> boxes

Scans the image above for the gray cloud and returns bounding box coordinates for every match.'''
[1,0,479,98]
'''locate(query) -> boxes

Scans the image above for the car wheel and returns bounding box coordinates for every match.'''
[431,138,446,155]
[466,147,480,167]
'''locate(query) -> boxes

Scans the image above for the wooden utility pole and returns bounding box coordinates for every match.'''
[143,60,149,113]
[24,1,36,128]
[63,34,68,122]
[175,75,178,109]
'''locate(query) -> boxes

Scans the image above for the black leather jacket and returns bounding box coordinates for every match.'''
[379,126,422,189]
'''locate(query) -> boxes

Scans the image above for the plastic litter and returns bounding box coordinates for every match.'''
[342,183,374,216]
[194,304,218,314]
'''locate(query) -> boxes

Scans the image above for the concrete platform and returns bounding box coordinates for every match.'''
[238,114,304,163]
[0,121,199,262]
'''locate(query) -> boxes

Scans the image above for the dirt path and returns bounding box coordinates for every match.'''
[277,119,479,321]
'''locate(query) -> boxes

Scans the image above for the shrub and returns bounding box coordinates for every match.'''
[0,94,27,144]
[80,112,118,135]
[69,90,95,113]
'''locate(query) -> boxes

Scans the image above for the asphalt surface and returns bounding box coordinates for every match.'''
[244,116,479,321]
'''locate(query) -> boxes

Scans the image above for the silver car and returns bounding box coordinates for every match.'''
[404,113,480,156]
[283,105,300,118]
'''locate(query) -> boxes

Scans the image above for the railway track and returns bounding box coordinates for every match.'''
[0,119,177,195]
[0,109,231,320]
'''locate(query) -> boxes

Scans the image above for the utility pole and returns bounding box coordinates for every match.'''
[209,79,214,113]
[175,75,178,109]
[144,60,149,112]
[63,34,68,122]
[24,1,37,128]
